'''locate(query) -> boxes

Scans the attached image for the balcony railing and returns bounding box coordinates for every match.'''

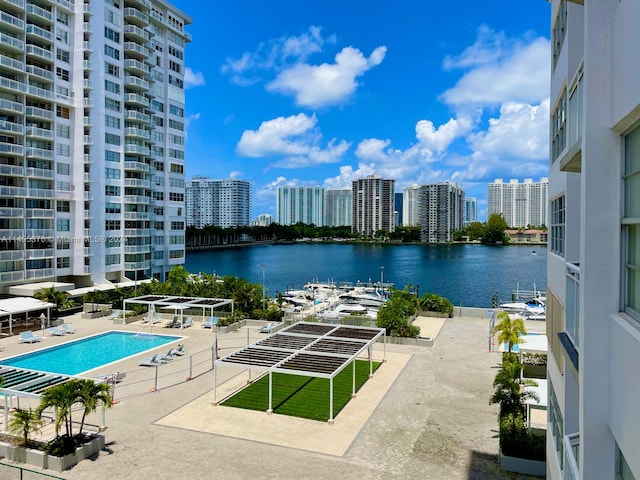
[562,432,580,480]
[565,262,580,350]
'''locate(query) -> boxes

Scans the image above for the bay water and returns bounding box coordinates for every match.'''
[185,243,547,308]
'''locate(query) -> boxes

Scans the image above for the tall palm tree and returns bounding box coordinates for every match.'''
[8,408,44,447]
[76,380,112,436]
[34,286,68,308]
[492,311,527,353]
[490,360,539,436]
[37,381,81,437]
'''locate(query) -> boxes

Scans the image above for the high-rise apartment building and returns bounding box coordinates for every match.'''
[402,185,421,226]
[351,175,394,236]
[488,178,549,227]
[0,0,191,292]
[254,214,273,227]
[324,189,352,227]
[546,2,639,479]
[418,182,464,243]
[394,192,403,227]
[464,197,477,225]
[185,177,250,229]
[276,186,324,226]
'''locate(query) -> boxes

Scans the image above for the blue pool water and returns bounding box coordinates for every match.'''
[0,331,181,375]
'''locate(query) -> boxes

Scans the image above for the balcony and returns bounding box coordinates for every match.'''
[124,178,148,188]
[124,24,150,42]
[124,160,150,172]
[0,271,24,283]
[0,0,25,10]
[124,261,150,270]
[26,4,53,24]
[124,245,151,254]
[24,229,54,238]
[0,11,25,31]
[0,186,27,197]
[0,250,24,261]
[25,64,54,81]
[0,164,23,176]
[25,44,53,61]
[25,248,54,259]
[25,166,54,178]
[124,229,150,238]
[0,31,24,52]
[25,146,54,160]
[123,59,150,76]
[55,0,73,12]
[0,53,24,72]
[562,433,580,480]
[123,7,148,27]
[124,75,149,91]
[0,97,23,114]
[27,84,54,101]
[25,268,55,279]
[0,142,24,156]
[26,23,53,43]
[125,143,150,156]
[125,126,150,139]
[0,75,27,94]
[26,126,54,140]
[124,195,149,204]
[25,208,54,218]
[83,41,92,52]
[124,92,150,107]
[0,119,23,134]
[124,110,150,124]
[0,207,22,217]
[25,105,54,120]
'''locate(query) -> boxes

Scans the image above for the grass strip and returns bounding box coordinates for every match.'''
[222,360,381,421]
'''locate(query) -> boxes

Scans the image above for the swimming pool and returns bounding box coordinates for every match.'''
[0,331,181,375]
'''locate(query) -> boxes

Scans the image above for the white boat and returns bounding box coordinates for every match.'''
[330,303,379,319]
[338,291,387,308]
[500,297,545,319]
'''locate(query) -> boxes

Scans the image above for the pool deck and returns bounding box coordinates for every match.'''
[0,313,545,480]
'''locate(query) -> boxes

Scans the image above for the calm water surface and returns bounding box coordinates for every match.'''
[185,244,546,308]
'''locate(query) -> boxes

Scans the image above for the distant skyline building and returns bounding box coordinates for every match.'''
[186,177,251,229]
[487,178,549,227]
[351,176,395,236]
[394,192,403,227]
[276,186,324,226]
[402,185,422,226]
[254,214,273,227]
[324,189,352,227]
[464,197,478,225]
[419,182,465,243]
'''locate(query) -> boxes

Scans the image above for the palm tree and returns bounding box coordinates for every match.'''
[37,381,80,437]
[34,287,69,308]
[492,311,527,353]
[8,408,44,447]
[76,379,112,436]
[489,360,539,436]
[83,290,107,313]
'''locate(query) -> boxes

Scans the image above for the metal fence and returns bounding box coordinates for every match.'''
[0,462,64,480]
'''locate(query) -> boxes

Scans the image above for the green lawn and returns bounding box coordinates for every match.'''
[221,359,381,421]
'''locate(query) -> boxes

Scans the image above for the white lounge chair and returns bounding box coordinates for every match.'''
[138,354,167,366]
[61,323,76,334]
[259,323,275,334]
[171,344,187,356]
[181,317,193,328]
[107,310,122,320]
[201,316,219,329]
[49,326,65,336]
[98,372,126,383]
[20,331,42,343]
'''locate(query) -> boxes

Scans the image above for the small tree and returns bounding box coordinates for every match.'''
[83,290,107,313]
[492,311,526,353]
[8,408,44,447]
[76,379,112,437]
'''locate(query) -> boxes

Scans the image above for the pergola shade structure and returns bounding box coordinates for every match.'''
[123,295,234,326]
[0,297,55,336]
[214,322,386,422]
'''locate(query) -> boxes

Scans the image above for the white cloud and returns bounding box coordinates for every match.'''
[236,113,350,167]
[323,164,376,190]
[228,170,243,179]
[266,46,387,108]
[184,67,205,89]
[415,116,474,155]
[469,99,550,161]
[440,28,550,108]
[221,26,336,85]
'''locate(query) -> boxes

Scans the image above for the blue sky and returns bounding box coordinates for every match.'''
[170,0,551,221]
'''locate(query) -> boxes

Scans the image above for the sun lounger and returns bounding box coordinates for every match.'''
[98,372,126,383]
[137,354,167,366]
[49,327,65,336]
[201,316,219,329]
[259,323,275,334]
[61,323,76,334]
[164,316,180,328]
[171,344,187,356]
[20,331,42,343]
[158,348,176,361]
[107,310,121,320]
[181,317,193,328]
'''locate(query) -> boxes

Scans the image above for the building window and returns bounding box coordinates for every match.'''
[57,201,70,212]
[623,126,640,322]
[56,106,70,119]
[56,49,70,62]
[57,124,70,139]
[105,167,121,179]
[105,133,121,145]
[551,91,566,163]
[105,254,121,266]
[550,195,565,256]
[105,63,120,78]
[104,27,120,43]
[105,80,120,95]
[552,0,567,70]
[56,257,70,269]
[105,150,121,163]
[105,98,121,112]
[56,219,70,231]
[104,44,120,60]
[56,67,69,81]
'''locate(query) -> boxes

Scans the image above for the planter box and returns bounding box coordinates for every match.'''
[417,310,452,318]
[499,451,546,477]
[0,434,104,472]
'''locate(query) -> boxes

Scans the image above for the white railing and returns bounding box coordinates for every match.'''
[562,432,580,480]
[565,262,580,350]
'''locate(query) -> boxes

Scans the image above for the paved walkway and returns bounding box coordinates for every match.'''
[0,313,542,479]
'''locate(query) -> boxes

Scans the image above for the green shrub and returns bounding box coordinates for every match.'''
[419,293,454,316]
[499,414,545,461]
